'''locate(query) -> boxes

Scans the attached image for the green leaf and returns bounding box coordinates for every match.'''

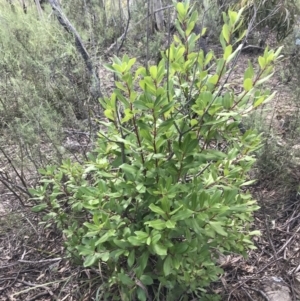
[128,236,144,246]
[249,230,261,236]
[149,65,157,80]
[115,81,127,92]
[274,46,283,58]
[77,245,94,256]
[173,254,181,269]
[222,24,230,44]
[208,74,219,85]
[240,180,256,186]
[32,203,48,212]
[144,219,166,230]
[136,183,146,193]
[121,108,134,123]
[163,255,172,276]
[173,242,189,254]
[113,238,130,250]
[83,254,99,267]
[104,109,114,121]
[95,229,116,246]
[128,249,135,267]
[257,91,276,105]
[244,61,254,80]
[137,287,147,301]
[120,163,138,178]
[100,252,110,262]
[140,274,153,285]
[134,231,149,241]
[223,45,232,60]
[118,273,135,286]
[144,77,156,94]
[151,231,161,244]
[165,220,176,229]
[222,92,233,109]
[243,78,253,91]
[176,2,185,19]
[149,204,166,216]
[229,10,238,25]
[226,44,242,63]
[169,205,183,216]
[258,56,266,69]
[171,208,194,221]
[253,96,265,108]
[153,243,168,256]
[138,251,149,272]
[209,221,228,237]
[255,73,274,86]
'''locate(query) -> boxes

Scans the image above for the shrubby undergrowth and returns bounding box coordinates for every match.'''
[0,1,91,169]
[32,2,282,300]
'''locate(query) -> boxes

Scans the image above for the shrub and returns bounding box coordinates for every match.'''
[32,2,282,300]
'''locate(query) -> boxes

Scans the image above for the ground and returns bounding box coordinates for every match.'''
[1,38,300,300]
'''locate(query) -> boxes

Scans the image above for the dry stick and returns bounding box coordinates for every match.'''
[10,279,66,297]
[47,0,102,99]
[0,176,26,207]
[244,286,270,301]
[0,146,31,195]
[242,287,256,301]
[23,214,39,235]
[116,0,130,56]
[263,213,279,262]
[270,224,300,260]
[18,258,62,264]
[145,0,150,66]
[26,291,50,301]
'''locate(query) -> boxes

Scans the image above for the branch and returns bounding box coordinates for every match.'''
[105,5,174,55]
[47,0,102,98]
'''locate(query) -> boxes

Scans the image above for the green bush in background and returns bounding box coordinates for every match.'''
[32,1,282,300]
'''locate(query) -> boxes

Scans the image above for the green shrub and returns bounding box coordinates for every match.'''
[0,1,93,173]
[32,2,282,300]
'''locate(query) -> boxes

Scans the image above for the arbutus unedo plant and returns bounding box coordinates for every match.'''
[31,1,282,300]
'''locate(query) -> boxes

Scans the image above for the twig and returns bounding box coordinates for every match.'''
[116,0,131,56]
[10,279,66,297]
[26,291,50,301]
[245,285,270,301]
[23,215,39,236]
[242,287,255,301]
[18,258,62,264]
[270,224,300,259]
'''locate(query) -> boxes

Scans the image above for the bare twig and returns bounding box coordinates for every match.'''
[18,258,62,264]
